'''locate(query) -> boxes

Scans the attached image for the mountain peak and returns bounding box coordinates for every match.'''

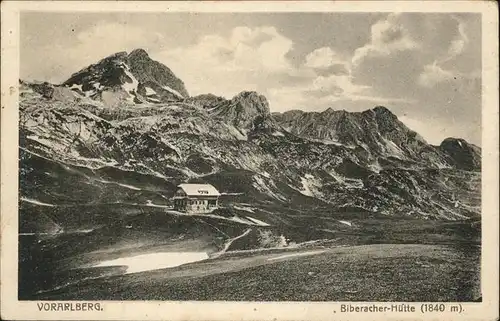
[128,48,150,59]
[441,137,467,146]
[440,137,480,153]
[234,90,266,100]
[107,51,128,60]
[372,105,393,115]
[323,107,349,116]
[207,91,276,131]
[62,48,189,103]
[232,91,270,114]
[372,105,398,122]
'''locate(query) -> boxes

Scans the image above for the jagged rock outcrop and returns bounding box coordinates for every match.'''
[24,81,56,99]
[186,91,282,136]
[209,91,274,130]
[186,93,227,109]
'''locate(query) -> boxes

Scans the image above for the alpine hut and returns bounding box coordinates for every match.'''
[173,183,220,213]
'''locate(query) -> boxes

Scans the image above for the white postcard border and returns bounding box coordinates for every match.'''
[1,1,498,320]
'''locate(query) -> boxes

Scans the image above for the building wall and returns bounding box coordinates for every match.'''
[174,197,218,213]
[173,198,187,212]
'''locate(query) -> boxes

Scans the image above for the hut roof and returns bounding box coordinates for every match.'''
[177,183,220,197]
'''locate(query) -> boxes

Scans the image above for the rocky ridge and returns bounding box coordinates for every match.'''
[19,49,481,222]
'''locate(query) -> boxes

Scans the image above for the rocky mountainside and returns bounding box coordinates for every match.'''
[272,107,459,168]
[61,49,188,106]
[19,49,481,236]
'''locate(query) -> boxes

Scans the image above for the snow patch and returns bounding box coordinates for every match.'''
[72,228,95,234]
[68,84,83,92]
[92,82,103,90]
[261,171,271,178]
[21,197,55,207]
[300,177,314,196]
[145,200,171,208]
[115,182,141,190]
[383,139,406,159]
[231,216,254,225]
[121,66,139,102]
[299,174,323,197]
[97,179,141,190]
[246,216,270,226]
[308,138,346,147]
[233,205,255,213]
[162,85,184,99]
[338,220,352,227]
[144,86,157,96]
[84,90,96,98]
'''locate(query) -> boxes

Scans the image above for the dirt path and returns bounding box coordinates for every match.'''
[212,228,252,257]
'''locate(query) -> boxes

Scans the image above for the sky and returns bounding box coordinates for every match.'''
[20,12,482,145]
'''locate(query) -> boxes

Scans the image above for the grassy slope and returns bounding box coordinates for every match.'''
[32,243,480,302]
[20,214,480,301]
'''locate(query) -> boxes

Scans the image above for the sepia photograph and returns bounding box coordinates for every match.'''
[1,1,498,320]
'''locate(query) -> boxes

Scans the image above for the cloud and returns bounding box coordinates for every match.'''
[22,22,165,83]
[417,62,456,87]
[416,16,476,89]
[157,24,409,111]
[304,47,347,69]
[157,26,295,98]
[415,16,473,88]
[442,16,469,63]
[352,13,419,67]
[268,72,414,112]
[350,14,479,95]
[347,13,481,145]
[157,25,395,110]
[265,53,411,111]
[311,74,367,95]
